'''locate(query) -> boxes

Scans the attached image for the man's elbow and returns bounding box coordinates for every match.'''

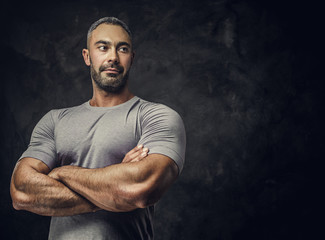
[134,195,157,209]
[135,196,159,209]
[132,184,166,209]
[111,185,159,210]
[11,188,31,211]
[12,200,22,211]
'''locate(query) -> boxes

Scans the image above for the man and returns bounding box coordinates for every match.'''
[10,17,186,239]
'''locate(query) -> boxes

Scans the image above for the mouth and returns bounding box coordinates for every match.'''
[102,68,120,74]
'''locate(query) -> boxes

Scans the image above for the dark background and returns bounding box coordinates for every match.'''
[1,0,323,239]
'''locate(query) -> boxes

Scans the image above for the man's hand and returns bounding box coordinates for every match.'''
[122,145,149,163]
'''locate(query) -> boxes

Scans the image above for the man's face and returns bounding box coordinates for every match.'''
[83,24,134,93]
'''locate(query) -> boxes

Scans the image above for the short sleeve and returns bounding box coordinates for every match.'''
[19,110,58,170]
[138,103,186,173]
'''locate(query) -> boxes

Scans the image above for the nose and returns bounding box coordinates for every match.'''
[107,48,119,63]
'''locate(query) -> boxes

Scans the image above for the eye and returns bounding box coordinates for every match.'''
[118,47,130,53]
[98,46,107,51]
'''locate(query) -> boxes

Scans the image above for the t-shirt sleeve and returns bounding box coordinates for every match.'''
[19,110,57,170]
[138,104,186,173]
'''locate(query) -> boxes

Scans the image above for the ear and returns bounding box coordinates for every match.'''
[131,51,135,65]
[82,49,91,66]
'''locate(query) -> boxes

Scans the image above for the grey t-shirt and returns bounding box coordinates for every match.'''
[20,96,186,240]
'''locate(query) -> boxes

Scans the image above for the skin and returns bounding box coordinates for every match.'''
[82,24,135,107]
[48,153,177,212]
[10,146,149,216]
[10,23,179,216]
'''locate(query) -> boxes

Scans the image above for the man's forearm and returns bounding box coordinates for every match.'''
[49,165,139,212]
[12,176,98,216]
[49,154,178,212]
[11,158,99,216]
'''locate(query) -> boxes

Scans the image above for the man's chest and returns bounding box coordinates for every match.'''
[54,110,140,168]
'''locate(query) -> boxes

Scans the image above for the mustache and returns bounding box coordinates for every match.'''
[99,63,124,73]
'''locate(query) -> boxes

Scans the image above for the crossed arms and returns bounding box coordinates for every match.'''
[10,145,178,216]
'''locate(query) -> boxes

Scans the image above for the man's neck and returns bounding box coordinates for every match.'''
[90,86,134,107]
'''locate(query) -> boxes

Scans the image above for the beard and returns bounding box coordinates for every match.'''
[90,62,129,93]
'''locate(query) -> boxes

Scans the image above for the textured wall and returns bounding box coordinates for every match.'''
[1,0,322,239]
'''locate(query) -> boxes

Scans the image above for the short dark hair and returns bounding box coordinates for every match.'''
[87,17,132,48]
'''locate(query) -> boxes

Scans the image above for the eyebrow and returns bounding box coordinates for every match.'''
[94,40,131,48]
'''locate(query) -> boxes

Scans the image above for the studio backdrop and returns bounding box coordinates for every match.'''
[1,0,322,239]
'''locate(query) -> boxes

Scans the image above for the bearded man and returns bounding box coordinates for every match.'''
[10,17,186,240]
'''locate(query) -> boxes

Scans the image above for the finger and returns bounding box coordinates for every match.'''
[129,147,148,160]
[128,145,143,156]
[122,145,143,163]
[126,145,142,156]
[130,148,149,162]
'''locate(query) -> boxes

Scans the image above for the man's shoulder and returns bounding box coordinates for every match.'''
[137,98,178,115]
[47,102,88,120]
[137,98,183,123]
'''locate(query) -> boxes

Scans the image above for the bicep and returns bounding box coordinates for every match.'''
[12,158,51,187]
[140,153,178,182]
[138,105,186,173]
[128,153,178,203]
[17,157,51,173]
[20,110,58,170]
[10,157,52,207]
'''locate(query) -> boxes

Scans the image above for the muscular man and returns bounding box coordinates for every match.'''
[10,17,186,239]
